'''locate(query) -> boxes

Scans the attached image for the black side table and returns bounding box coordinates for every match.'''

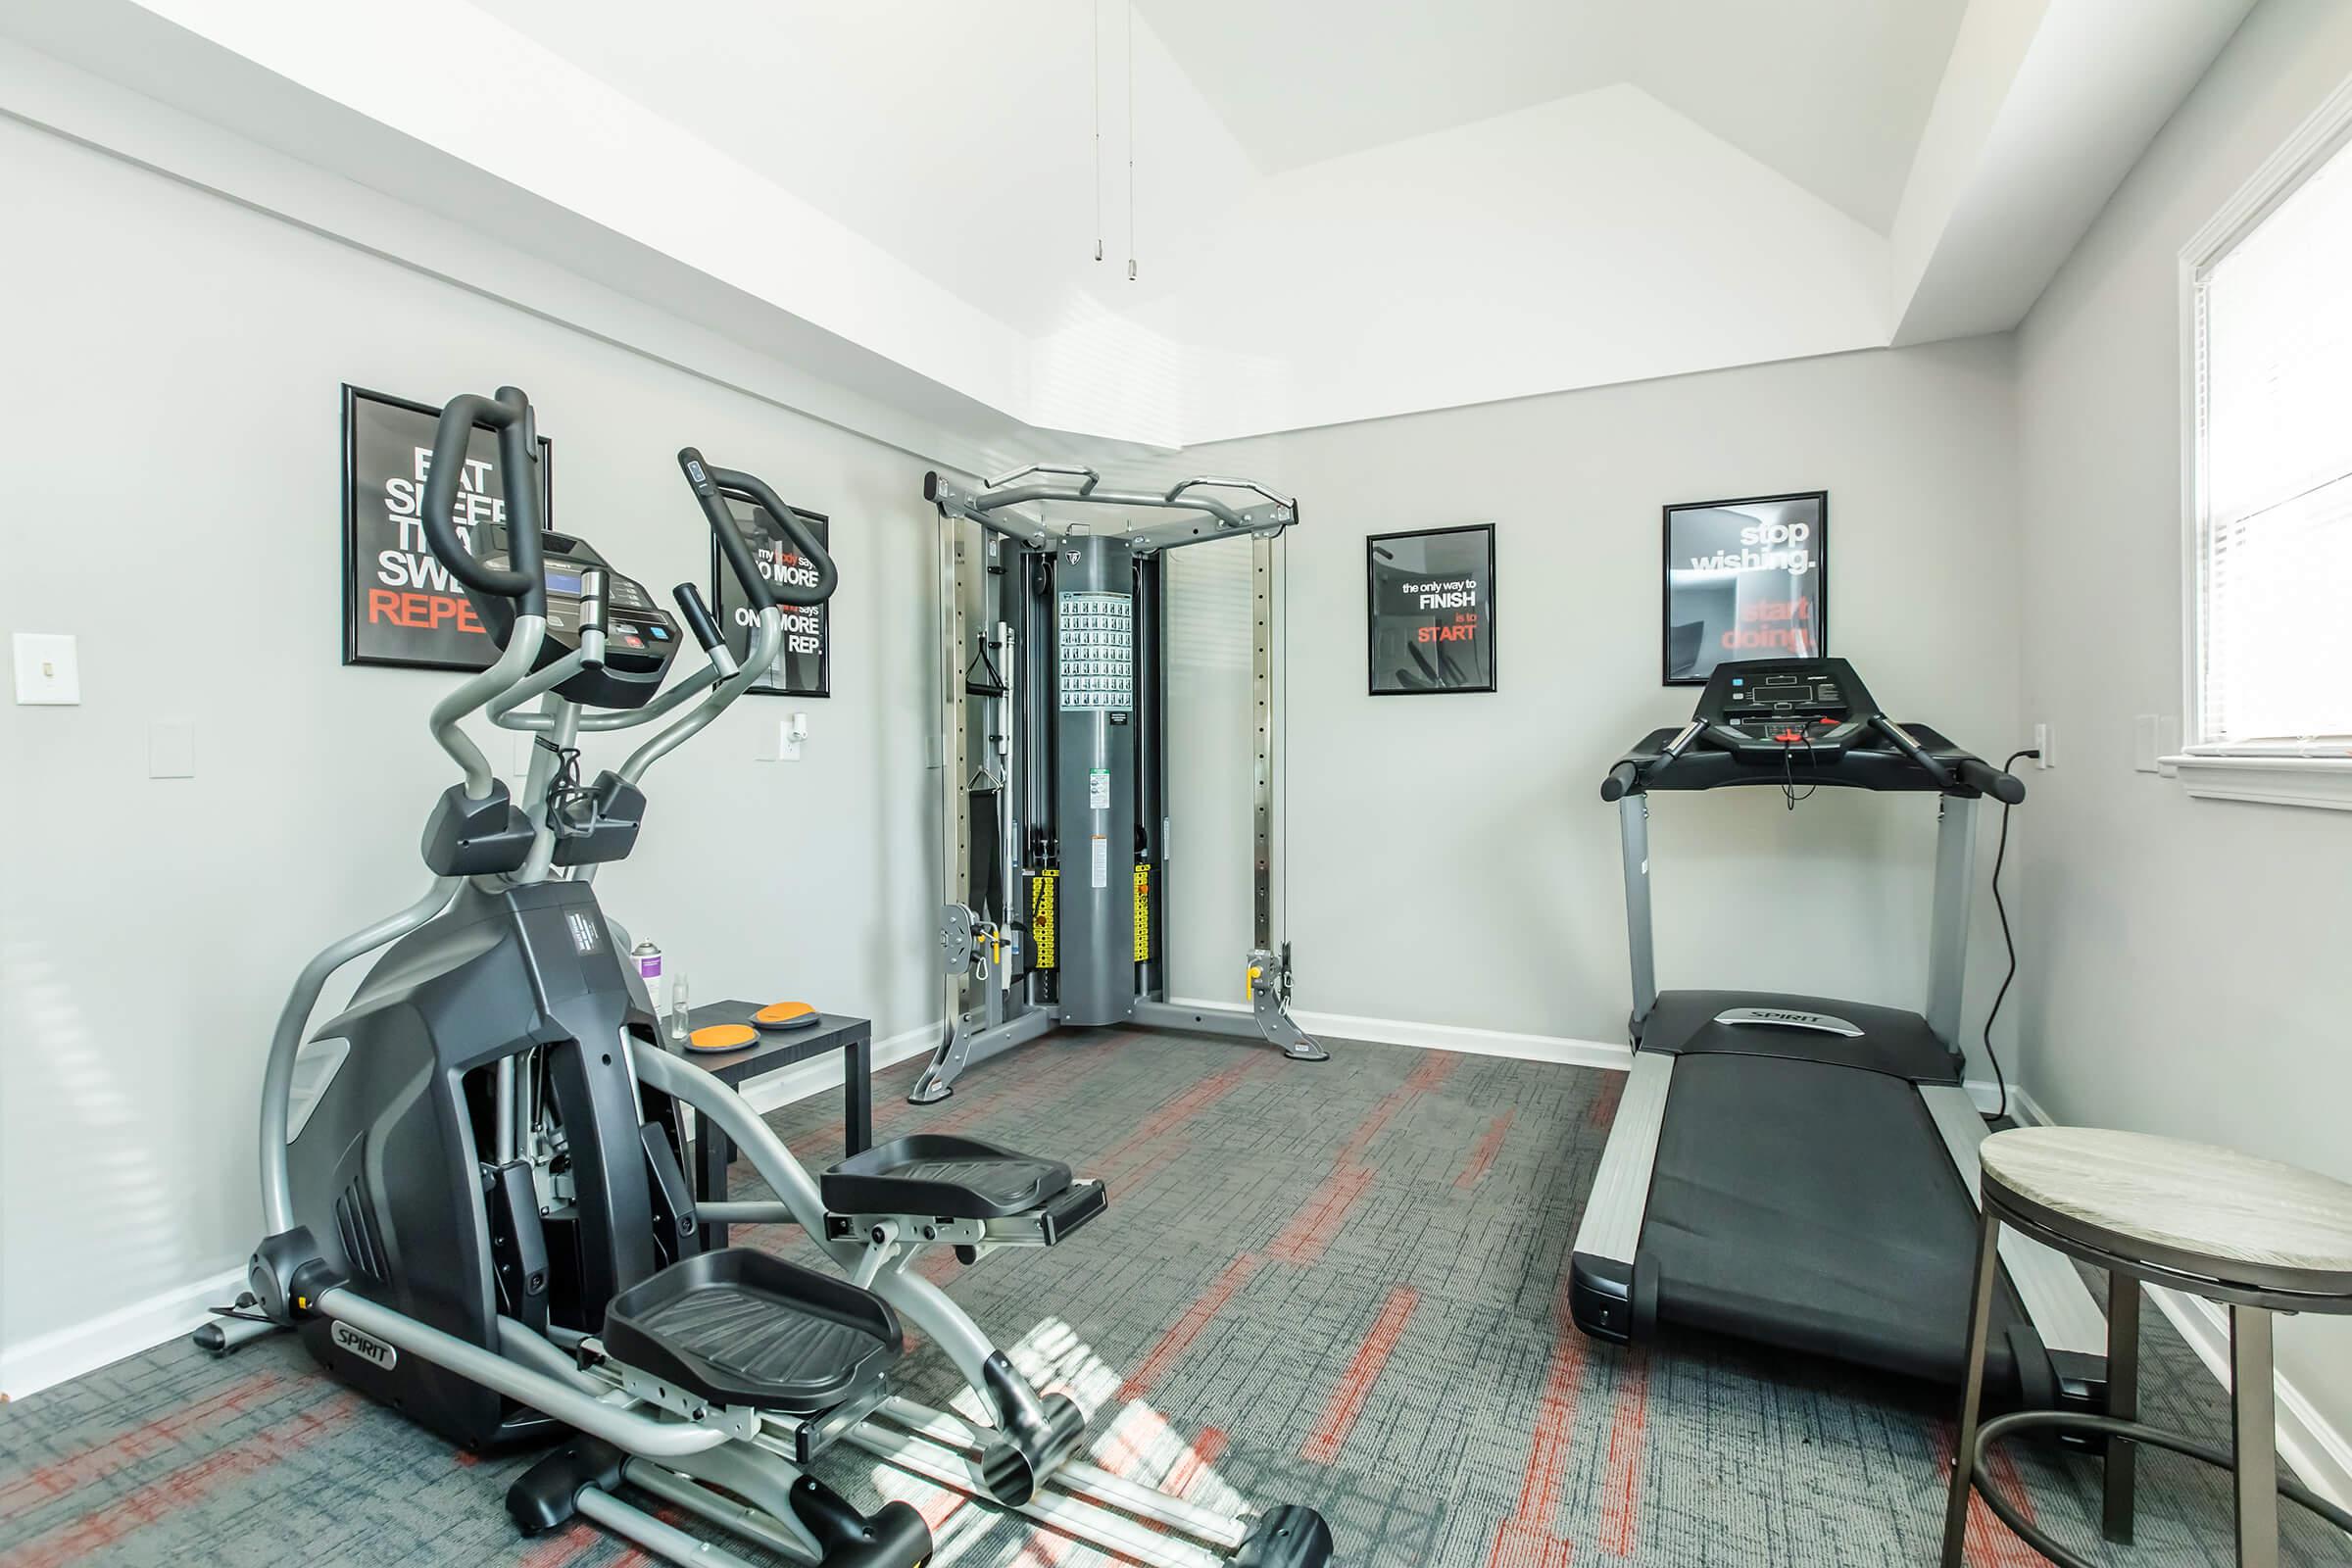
[663,1002,873,1250]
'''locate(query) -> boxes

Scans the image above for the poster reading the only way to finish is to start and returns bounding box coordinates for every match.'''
[1366,523,1497,695]
[342,385,555,670]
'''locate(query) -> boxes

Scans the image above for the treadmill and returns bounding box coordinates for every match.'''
[1569,657,2106,1410]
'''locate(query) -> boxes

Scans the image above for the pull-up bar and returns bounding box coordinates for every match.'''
[926,468,1298,550]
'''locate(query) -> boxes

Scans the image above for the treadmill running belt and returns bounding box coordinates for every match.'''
[1642,1053,2034,1394]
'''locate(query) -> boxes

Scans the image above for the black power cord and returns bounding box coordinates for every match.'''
[1978,747,2039,1124]
[1778,732,1821,809]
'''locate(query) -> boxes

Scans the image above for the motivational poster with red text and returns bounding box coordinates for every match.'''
[341,385,554,670]
[1662,492,1826,685]
[1367,523,1496,695]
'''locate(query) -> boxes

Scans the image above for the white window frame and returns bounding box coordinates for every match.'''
[2172,74,2352,810]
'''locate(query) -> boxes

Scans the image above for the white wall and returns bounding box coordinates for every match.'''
[2013,0,2352,1457]
[1168,337,2028,1054]
[0,114,942,1378]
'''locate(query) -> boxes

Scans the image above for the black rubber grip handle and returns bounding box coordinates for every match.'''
[1872,714,1953,788]
[676,449,839,611]
[670,582,724,653]
[1958,758,2027,805]
[676,448,774,614]
[420,386,545,615]
[1601,761,1641,802]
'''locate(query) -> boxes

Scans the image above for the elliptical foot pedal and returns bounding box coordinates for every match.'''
[824,1135,1073,1219]
[602,1249,901,1416]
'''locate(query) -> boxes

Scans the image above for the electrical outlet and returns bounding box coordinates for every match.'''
[2032,722,2053,768]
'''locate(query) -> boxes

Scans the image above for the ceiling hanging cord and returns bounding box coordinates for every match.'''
[1126,0,1137,280]
[1091,0,1103,263]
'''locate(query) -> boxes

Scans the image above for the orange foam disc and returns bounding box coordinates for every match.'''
[753,1002,820,1031]
[686,1022,759,1053]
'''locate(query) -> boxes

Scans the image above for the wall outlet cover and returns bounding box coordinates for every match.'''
[13,632,80,706]
[149,720,196,778]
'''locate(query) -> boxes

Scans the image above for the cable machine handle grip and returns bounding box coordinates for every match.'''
[419,387,546,615]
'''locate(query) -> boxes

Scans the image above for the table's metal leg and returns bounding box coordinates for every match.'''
[1941,1206,2003,1568]
[2104,1270,2140,1544]
[845,1035,873,1156]
[697,1120,735,1252]
[2231,1304,2279,1568]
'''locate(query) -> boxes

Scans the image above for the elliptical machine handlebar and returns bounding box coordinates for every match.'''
[677,448,838,611]
[420,387,547,615]
[669,582,729,662]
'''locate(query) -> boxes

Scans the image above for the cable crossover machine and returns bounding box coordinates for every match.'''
[910,463,1326,1103]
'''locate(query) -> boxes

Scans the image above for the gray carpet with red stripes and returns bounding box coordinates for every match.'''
[3,1031,2343,1565]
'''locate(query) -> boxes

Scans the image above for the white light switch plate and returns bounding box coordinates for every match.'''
[2133,714,2161,773]
[149,720,196,778]
[13,632,79,705]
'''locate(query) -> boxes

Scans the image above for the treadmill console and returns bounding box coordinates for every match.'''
[1603,655,2022,803]
[1694,658,1879,758]
[476,526,681,710]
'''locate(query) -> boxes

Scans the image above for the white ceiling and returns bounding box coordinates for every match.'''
[0,0,2258,456]
[1132,0,1970,231]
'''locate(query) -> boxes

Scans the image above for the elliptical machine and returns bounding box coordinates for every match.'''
[205,386,1333,1568]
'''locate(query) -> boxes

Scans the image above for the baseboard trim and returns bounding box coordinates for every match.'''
[1969,1078,2352,1517]
[1,1264,247,1402]
[1160,998,1633,1071]
[735,1020,942,1116]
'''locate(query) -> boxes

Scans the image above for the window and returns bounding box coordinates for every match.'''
[2188,126,2352,759]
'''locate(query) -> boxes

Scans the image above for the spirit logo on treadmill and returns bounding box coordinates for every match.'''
[1715,1005,1864,1037]
[567,911,601,955]
[331,1320,398,1371]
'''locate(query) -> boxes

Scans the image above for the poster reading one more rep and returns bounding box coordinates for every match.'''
[1661,491,1827,685]
[1366,523,1496,695]
[711,498,832,698]
[342,385,555,670]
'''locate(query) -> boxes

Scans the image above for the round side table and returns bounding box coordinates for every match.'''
[1941,1127,2352,1568]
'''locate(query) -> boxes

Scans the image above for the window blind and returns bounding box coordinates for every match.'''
[2197,133,2352,751]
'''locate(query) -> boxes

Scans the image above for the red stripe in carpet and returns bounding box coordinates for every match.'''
[1485,1284,1589,1568]
[1587,1072,1625,1130]
[1301,1286,1420,1463]
[0,1372,289,1517]
[1455,1110,1516,1189]
[1334,1053,1459,1168]
[1090,1059,1261,1176]
[1166,1426,1230,1497]
[516,1522,602,1568]
[1936,1427,2042,1568]
[1266,1164,1378,1266]
[1119,1252,1263,1401]
[0,1392,362,1568]
[1595,1354,1650,1555]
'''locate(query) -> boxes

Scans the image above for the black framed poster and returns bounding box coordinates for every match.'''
[1661,491,1827,685]
[711,497,832,698]
[1366,523,1496,695]
[342,385,554,670]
